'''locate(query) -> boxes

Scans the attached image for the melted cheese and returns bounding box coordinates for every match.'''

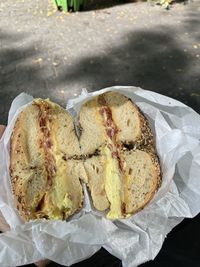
[104,146,123,219]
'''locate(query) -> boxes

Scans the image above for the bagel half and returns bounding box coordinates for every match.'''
[79,92,161,219]
[10,99,84,221]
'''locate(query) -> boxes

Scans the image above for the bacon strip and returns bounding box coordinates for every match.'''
[34,101,56,187]
[98,99,124,170]
[98,98,126,214]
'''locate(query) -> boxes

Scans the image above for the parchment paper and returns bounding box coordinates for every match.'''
[0,86,200,267]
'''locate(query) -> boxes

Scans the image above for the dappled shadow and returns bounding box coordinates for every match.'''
[57,26,200,113]
[84,0,138,11]
[0,31,45,124]
[84,0,189,11]
[182,1,200,41]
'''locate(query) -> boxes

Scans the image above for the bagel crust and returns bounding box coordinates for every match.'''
[10,99,83,221]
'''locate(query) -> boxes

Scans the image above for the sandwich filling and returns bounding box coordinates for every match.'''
[32,100,80,220]
[79,92,161,220]
[98,96,125,219]
[34,99,56,187]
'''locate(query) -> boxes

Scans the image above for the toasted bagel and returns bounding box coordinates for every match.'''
[10,99,84,221]
[79,92,161,219]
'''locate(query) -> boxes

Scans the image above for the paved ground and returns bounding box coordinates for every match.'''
[0,0,200,125]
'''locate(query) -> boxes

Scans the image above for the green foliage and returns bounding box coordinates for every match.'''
[159,0,173,8]
[54,0,85,12]
[149,0,173,8]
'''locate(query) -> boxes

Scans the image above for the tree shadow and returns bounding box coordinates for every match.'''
[84,0,140,11]
[182,1,200,41]
[84,0,189,11]
[57,26,200,113]
[0,31,46,125]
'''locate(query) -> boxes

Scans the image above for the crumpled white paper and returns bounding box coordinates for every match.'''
[0,86,200,267]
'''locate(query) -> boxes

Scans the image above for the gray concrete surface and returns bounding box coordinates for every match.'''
[0,0,200,124]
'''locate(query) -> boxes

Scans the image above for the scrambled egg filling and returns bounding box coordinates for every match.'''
[40,159,74,220]
[95,102,124,219]
[104,146,123,219]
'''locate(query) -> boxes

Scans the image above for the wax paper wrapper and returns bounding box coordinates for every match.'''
[0,86,200,267]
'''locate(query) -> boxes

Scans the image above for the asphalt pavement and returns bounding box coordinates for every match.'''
[0,0,200,125]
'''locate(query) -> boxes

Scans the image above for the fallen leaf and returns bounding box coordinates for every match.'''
[33,58,43,64]
[47,11,53,16]
[191,93,200,97]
